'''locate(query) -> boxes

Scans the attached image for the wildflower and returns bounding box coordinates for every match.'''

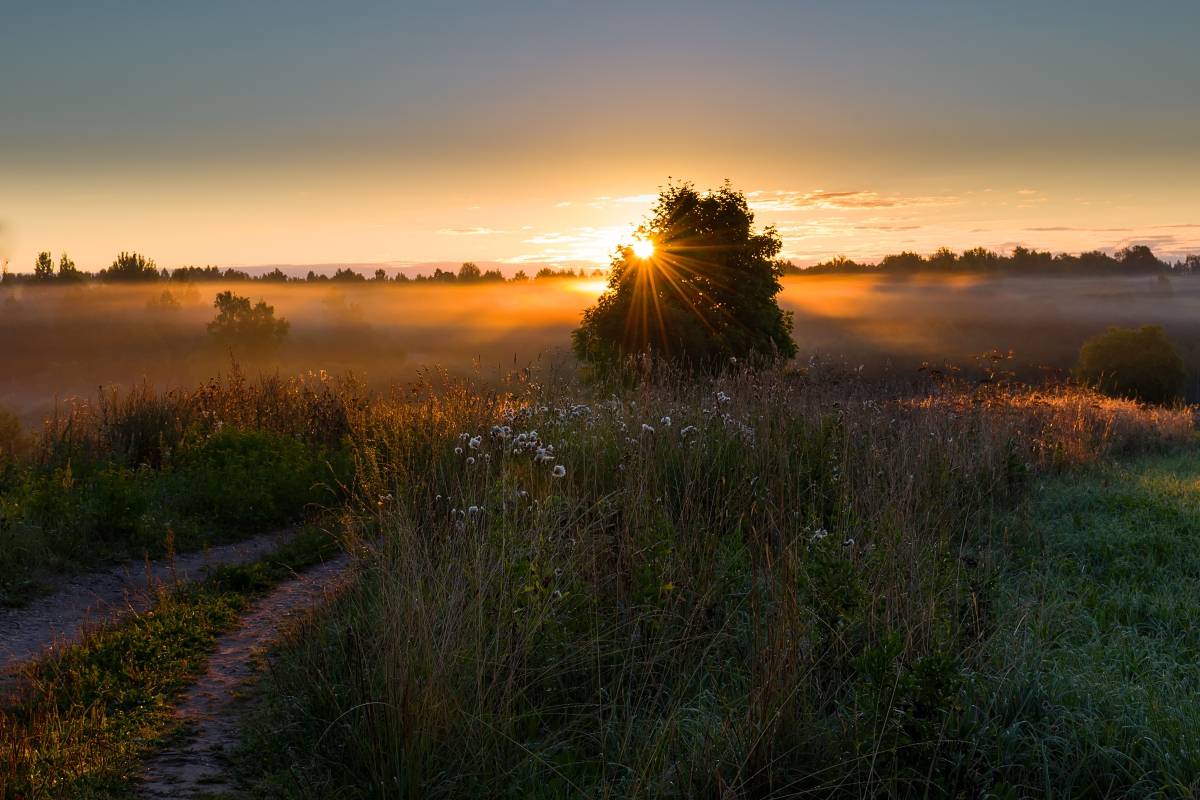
[468,505,480,514]
[680,425,697,437]
[454,446,463,455]
[468,435,482,450]
[552,464,567,478]
[641,423,655,434]
[466,456,476,465]
[660,415,672,427]
[716,391,731,404]
[810,528,829,542]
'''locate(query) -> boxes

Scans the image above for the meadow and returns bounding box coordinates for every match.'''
[2,275,1200,797]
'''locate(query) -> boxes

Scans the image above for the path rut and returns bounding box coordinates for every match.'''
[0,529,297,685]
[137,553,353,798]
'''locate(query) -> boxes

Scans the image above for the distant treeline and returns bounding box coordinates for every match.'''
[792,245,1200,276]
[1,251,607,285]
[8,245,1200,285]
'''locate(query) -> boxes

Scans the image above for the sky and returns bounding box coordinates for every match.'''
[3,0,1200,272]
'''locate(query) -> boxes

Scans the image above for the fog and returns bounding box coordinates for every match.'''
[3,273,1200,423]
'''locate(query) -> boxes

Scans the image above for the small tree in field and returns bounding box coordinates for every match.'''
[1075,325,1184,404]
[573,181,795,367]
[207,291,289,353]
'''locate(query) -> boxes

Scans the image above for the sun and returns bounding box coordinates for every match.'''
[631,239,655,259]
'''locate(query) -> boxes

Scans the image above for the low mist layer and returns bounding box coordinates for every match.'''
[3,273,1199,422]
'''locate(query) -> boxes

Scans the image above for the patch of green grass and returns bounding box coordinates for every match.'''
[971,446,1200,797]
[0,429,348,606]
[0,525,341,799]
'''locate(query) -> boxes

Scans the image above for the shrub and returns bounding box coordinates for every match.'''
[170,428,333,529]
[0,406,21,464]
[1074,325,1185,404]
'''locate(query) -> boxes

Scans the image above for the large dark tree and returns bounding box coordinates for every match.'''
[573,181,795,367]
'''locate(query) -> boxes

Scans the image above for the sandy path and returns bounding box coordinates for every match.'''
[137,553,352,798]
[0,529,297,683]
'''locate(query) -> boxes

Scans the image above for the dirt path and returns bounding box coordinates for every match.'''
[137,553,352,799]
[0,529,297,683]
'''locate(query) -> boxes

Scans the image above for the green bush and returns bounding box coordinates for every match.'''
[170,428,335,529]
[1074,325,1185,404]
[0,407,21,464]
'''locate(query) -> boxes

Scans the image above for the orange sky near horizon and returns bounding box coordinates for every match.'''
[4,2,1199,273]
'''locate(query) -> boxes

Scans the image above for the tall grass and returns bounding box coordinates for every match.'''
[239,364,1191,798]
[0,366,360,602]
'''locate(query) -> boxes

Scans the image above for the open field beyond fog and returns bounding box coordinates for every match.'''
[5,273,1200,423]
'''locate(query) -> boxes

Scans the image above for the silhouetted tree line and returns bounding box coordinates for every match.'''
[3,252,608,285]
[797,245,1200,276]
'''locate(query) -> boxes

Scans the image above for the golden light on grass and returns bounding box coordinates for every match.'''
[631,239,655,259]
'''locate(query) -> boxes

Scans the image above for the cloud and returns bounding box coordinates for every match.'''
[1016,188,1040,196]
[613,194,657,204]
[437,227,507,236]
[554,201,572,208]
[747,189,958,212]
[1024,226,1132,232]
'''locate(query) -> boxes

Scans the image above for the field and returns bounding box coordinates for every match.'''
[1,276,1199,797]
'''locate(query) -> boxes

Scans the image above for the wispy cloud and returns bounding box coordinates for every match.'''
[437,227,507,236]
[748,189,958,212]
[1024,226,1132,232]
[613,193,657,204]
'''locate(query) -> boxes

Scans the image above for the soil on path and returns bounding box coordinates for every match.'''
[136,553,352,799]
[0,529,297,685]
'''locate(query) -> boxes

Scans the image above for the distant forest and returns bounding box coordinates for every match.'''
[5,244,1200,285]
[2,251,606,285]
[793,244,1200,276]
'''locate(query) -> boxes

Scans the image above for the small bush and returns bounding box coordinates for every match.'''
[1074,325,1185,404]
[0,407,21,460]
[170,428,335,529]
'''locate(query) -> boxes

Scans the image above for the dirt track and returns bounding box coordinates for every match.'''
[0,529,296,685]
[136,553,352,798]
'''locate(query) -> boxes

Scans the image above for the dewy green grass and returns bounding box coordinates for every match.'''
[973,448,1200,797]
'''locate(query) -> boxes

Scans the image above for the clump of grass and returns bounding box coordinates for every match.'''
[0,525,340,799]
[236,364,1190,798]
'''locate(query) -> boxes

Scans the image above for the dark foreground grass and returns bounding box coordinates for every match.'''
[0,525,341,799]
[231,366,1191,799]
[0,371,357,606]
[971,446,1200,797]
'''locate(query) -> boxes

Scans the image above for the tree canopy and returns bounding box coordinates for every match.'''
[207,290,290,353]
[102,251,160,282]
[573,181,795,367]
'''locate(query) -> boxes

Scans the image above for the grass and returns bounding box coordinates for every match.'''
[0,525,341,799]
[228,364,1191,798]
[969,446,1200,797]
[0,370,356,606]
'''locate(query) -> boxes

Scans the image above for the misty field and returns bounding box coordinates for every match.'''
[5,272,1200,424]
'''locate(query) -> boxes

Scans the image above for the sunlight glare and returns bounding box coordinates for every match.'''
[632,239,655,259]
